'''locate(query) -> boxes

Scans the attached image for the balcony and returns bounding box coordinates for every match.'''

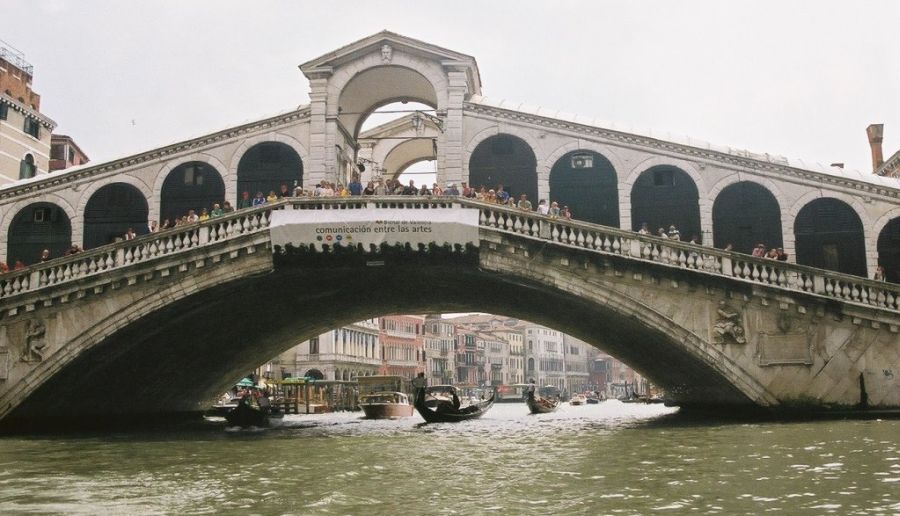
[294,353,381,367]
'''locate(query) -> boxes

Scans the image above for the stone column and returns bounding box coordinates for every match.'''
[438,65,468,187]
[305,68,332,189]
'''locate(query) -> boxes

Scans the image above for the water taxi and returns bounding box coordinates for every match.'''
[357,375,414,419]
[569,394,587,406]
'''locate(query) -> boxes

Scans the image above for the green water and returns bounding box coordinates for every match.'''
[0,402,897,515]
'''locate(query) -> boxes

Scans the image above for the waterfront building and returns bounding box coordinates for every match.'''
[478,331,509,387]
[562,334,592,394]
[49,134,89,172]
[379,315,425,379]
[266,318,381,381]
[0,41,56,185]
[424,315,456,386]
[524,324,567,391]
[485,327,526,385]
[454,330,484,386]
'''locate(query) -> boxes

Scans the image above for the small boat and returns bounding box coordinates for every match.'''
[585,397,600,404]
[225,395,283,428]
[569,394,587,406]
[359,391,414,419]
[414,385,495,423]
[526,394,560,414]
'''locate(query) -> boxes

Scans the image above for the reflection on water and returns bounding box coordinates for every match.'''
[1,401,898,514]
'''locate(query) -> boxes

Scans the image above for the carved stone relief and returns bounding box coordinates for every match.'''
[21,319,47,362]
[712,301,746,345]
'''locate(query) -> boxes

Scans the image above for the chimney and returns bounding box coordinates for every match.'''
[866,124,884,172]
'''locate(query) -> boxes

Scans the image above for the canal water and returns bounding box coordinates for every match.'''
[0,402,897,514]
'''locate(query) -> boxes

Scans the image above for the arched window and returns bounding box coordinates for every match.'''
[19,154,36,179]
[712,182,783,253]
[236,142,302,205]
[794,198,866,276]
[83,183,149,250]
[549,150,619,226]
[304,369,325,380]
[468,134,538,204]
[160,161,225,222]
[630,166,701,241]
[6,202,72,265]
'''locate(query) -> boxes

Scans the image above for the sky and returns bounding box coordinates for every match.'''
[5,0,900,175]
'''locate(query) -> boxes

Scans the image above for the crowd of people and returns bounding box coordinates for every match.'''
[1,177,891,283]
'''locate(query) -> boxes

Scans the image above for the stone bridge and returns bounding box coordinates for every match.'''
[0,198,898,429]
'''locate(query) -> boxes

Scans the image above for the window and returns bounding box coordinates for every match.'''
[33,207,51,223]
[309,337,319,355]
[653,169,675,187]
[570,153,594,169]
[19,154,36,179]
[0,102,7,120]
[23,117,39,138]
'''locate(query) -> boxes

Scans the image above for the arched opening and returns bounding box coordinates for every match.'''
[468,134,538,204]
[339,66,439,140]
[83,183,149,250]
[794,198,866,276]
[877,217,900,282]
[630,166,700,242]
[19,154,36,179]
[395,159,437,192]
[160,161,225,223]
[6,202,71,265]
[549,150,619,226]
[236,142,303,205]
[304,369,325,381]
[359,101,440,187]
[713,182,783,253]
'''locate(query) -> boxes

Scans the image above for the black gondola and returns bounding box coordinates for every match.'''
[225,395,284,427]
[413,386,495,423]
[526,394,560,414]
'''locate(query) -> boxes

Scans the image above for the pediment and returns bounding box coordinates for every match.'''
[300,30,481,94]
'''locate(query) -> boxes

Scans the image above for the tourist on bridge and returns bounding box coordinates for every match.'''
[363,181,376,196]
[656,228,668,238]
[348,176,363,196]
[278,183,291,198]
[222,201,234,214]
[549,201,560,219]
[418,184,431,196]
[266,191,279,203]
[752,243,766,258]
[124,228,137,240]
[39,249,51,262]
[538,200,549,215]
[561,205,572,220]
[667,224,680,240]
[198,208,210,222]
[210,204,224,218]
[431,183,443,196]
[186,210,199,223]
[496,185,509,203]
[639,223,650,235]
[517,194,532,211]
[403,180,418,195]
[445,183,459,196]
[462,182,475,198]
[238,191,252,209]
[252,192,266,206]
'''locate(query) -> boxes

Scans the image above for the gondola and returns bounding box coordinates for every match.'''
[413,386,495,423]
[225,395,284,427]
[526,394,560,414]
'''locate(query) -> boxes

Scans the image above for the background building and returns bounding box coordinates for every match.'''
[266,318,381,381]
[0,40,56,185]
[379,315,425,378]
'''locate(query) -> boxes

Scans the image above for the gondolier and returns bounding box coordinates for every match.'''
[411,372,427,404]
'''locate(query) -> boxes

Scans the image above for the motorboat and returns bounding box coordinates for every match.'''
[359,391,414,419]
[569,394,587,406]
[413,385,495,423]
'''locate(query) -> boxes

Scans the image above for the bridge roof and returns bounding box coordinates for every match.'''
[467,95,900,192]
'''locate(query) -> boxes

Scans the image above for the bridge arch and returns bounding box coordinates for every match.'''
[327,53,449,132]
[0,232,784,427]
[622,157,709,238]
[234,142,303,206]
[628,164,703,242]
[548,149,619,227]
[229,133,307,200]
[157,159,226,224]
[711,180,783,254]
[466,132,539,203]
[80,182,150,250]
[874,210,900,282]
[4,201,72,265]
[0,193,77,262]
[382,138,437,179]
[793,197,867,276]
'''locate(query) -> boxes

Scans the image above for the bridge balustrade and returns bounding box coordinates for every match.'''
[1,196,898,314]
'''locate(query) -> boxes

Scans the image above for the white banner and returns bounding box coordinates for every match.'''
[270,207,481,251]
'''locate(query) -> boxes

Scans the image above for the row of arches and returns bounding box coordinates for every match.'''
[6,142,303,265]
[468,134,899,280]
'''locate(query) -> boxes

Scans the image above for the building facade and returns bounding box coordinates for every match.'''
[0,41,56,185]
[424,314,456,386]
[268,318,381,381]
[379,315,425,379]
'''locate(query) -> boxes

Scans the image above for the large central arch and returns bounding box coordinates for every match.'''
[2,238,775,429]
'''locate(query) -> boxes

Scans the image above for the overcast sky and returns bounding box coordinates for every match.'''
[6,0,900,175]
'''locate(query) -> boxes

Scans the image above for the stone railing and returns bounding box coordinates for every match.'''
[0,204,275,301]
[2,196,898,314]
[473,200,900,313]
